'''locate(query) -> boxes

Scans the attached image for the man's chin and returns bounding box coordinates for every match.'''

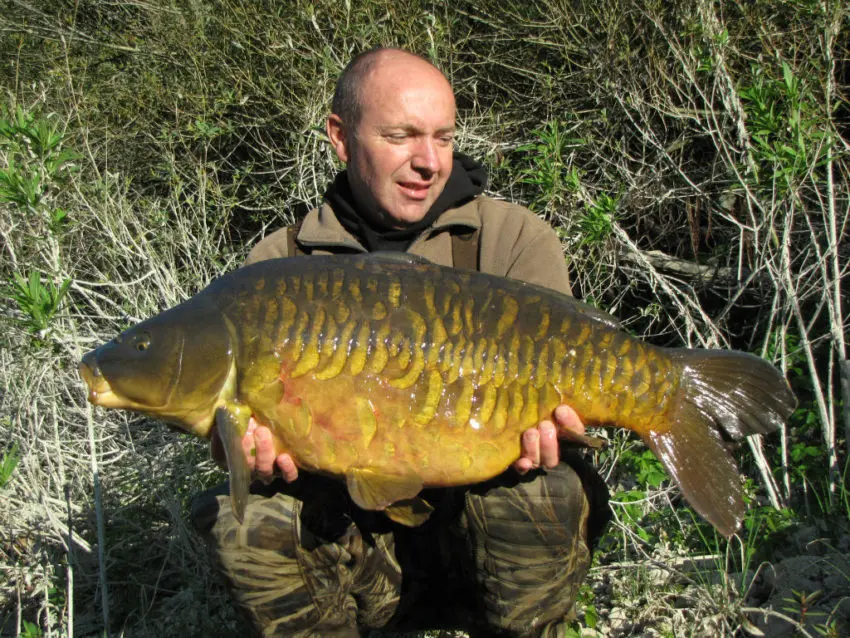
[384,201,436,226]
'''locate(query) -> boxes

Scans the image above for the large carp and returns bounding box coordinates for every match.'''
[80,254,794,536]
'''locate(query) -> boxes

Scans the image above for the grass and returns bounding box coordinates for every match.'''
[1,0,848,636]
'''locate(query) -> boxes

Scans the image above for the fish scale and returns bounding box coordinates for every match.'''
[244,265,671,450]
[80,253,795,535]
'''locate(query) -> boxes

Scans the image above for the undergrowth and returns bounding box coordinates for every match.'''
[1,1,848,636]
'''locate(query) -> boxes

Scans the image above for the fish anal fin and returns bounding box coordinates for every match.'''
[215,403,253,525]
[346,469,423,512]
[385,498,434,527]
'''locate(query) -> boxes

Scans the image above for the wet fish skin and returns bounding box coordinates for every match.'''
[79,254,795,535]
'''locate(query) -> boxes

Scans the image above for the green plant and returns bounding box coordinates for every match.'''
[614,488,652,542]
[578,192,617,246]
[190,118,225,140]
[517,120,584,213]
[20,619,43,638]
[737,499,797,567]
[47,207,68,234]
[0,442,19,488]
[20,116,66,158]
[0,105,64,156]
[0,157,45,209]
[9,271,72,335]
[782,589,828,631]
[738,62,829,190]
[577,582,599,631]
[0,104,79,212]
[0,104,34,142]
[632,449,667,489]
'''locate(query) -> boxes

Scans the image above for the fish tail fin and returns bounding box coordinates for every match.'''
[642,350,795,537]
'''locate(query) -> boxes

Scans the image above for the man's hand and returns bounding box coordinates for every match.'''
[512,404,585,475]
[210,419,299,483]
[241,418,299,483]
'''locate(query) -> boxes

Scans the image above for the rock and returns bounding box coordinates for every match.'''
[747,548,850,637]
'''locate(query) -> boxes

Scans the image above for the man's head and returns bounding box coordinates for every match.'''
[327,48,456,227]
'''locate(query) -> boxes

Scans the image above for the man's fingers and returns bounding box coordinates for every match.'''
[523,428,540,466]
[513,457,534,475]
[253,426,276,478]
[513,427,541,475]
[276,454,299,483]
[538,420,559,468]
[553,404,586,440]
[235,418,298,483]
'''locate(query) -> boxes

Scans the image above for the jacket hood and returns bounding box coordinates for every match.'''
[324,152,487,252]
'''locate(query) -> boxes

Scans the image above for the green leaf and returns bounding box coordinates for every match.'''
[0,443,19,489]
[9,271,73,335]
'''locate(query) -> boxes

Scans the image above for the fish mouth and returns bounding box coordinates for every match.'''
[79,352,121,407]
[78,348,216,434]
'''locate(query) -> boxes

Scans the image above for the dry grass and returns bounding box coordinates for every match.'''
[1,1,848,636]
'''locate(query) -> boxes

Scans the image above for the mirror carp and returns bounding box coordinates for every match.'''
[79,254,795,535]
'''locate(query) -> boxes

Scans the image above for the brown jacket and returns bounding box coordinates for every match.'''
[245,195,572,296]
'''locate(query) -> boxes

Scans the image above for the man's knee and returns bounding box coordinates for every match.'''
[459,453,611,635]
[192,483,353,635]
[191,481,301,555]
[191,481,401,637]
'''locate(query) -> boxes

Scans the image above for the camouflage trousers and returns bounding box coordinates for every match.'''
[191,451,610,638]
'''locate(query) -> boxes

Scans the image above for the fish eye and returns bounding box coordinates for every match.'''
[135,336,151,352]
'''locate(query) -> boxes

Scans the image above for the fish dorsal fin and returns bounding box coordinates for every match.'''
[568,300,621,330]
[361,252,432,265]
[385,497,434,527]
[346,468,424,511]
[510,277,622,330]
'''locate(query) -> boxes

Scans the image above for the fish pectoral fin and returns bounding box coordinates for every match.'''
[215,403,253,525]
[384,498,434,527]
[346,469,424,512]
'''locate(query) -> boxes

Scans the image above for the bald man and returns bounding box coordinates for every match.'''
[192,49,610,638]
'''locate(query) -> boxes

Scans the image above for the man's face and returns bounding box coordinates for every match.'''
[328,56,456,227]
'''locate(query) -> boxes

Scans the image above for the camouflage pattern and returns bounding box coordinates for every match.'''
[191,477,402,637]
[191,450,610,638]
[458,454,610,635]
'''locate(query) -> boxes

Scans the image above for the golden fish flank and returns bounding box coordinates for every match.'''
[79,253,795,535]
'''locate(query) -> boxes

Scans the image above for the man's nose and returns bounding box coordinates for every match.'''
[411,138,440,175]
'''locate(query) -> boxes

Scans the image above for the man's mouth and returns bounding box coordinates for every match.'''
[398,181,431,200]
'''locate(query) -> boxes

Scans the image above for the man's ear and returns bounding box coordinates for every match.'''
[326,114,349,163]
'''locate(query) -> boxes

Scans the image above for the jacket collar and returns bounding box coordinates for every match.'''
[296,197,483,252]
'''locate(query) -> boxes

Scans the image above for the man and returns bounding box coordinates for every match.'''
[192,48,610,638]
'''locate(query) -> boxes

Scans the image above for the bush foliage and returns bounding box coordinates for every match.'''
[1,1,848,636]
